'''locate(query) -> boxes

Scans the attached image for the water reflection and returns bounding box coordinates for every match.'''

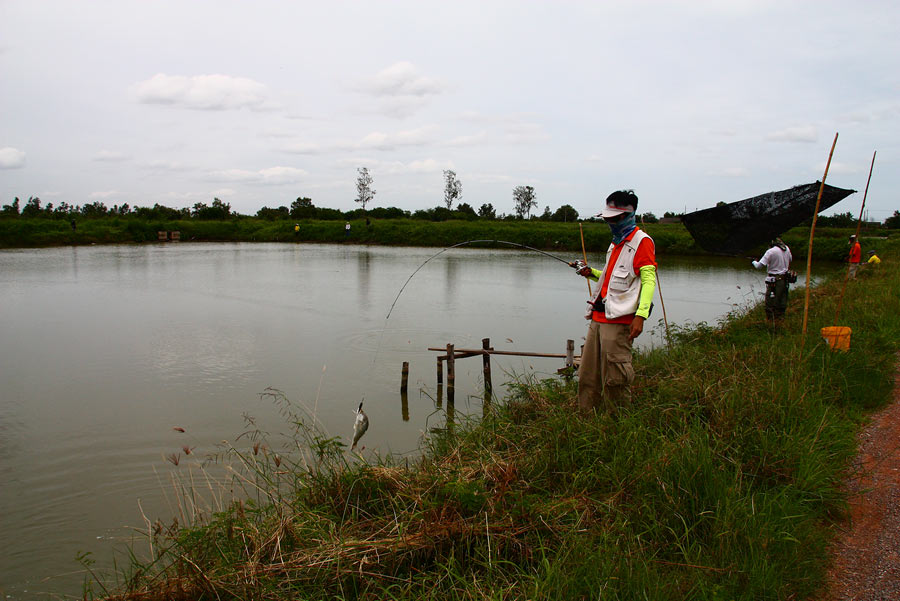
[0,242,839,600]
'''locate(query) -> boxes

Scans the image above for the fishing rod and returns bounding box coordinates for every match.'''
[385,239,573,320]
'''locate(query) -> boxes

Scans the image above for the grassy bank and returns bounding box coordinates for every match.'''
[86,242,900,600]
[0,215,890,261]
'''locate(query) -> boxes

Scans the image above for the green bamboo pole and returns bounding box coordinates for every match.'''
[801,132,839,345]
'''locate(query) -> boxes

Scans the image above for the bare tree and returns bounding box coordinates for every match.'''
[513,185,537,219]
[443,170,462,210]
[356,167,375,211]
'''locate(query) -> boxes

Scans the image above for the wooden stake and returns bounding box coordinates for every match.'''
[801,132,839,344]
[446,343,455,391]
[834,150,877,323]
[579,223,592,296]
[401,361,409,393]
[482,338,492,399]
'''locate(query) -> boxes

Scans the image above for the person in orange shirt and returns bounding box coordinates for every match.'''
[848,235,861,279]
[571,190,656,414]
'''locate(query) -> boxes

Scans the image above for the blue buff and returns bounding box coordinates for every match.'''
[608,212,637,244]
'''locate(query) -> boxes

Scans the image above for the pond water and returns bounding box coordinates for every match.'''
[0,242,823,598]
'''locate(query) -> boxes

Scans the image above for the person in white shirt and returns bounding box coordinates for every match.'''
[752,238,793,325]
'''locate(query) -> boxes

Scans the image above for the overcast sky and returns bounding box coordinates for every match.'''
[1,0,898,220]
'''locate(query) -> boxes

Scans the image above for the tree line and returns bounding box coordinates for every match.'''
[5,166,898,227]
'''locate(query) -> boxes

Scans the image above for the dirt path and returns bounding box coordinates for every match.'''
[823,354,900,600]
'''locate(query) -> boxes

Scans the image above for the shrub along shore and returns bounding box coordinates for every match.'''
[85,239,900,600]
[0,215,890,261]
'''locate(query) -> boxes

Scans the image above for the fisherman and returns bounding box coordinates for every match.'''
[866,250,881,265]
[848,234,861,279]
[752,237,793,326]
[345,221,351,238]
[571,190,656,415]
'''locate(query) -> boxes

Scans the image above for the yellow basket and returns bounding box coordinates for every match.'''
[821,326,852,351]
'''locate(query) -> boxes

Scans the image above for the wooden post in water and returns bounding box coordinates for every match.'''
[566,339,575,367]
[401,389,409,422]
[401,361,409,393]
[446,343,455,405]
[436,357,443,385]
[482,338,492,398]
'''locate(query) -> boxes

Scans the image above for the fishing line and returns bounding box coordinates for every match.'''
[367,239,573,372]
[385,239,570,320]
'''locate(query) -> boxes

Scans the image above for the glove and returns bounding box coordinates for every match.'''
[752,260,763,269]
[569,260,592,277]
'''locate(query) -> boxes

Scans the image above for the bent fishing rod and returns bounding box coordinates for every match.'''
[385,239,574,319]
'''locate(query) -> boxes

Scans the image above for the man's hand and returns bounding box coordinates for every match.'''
[569,260,592,277]
[629,315,645,340]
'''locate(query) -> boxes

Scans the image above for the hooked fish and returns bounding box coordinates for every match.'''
[351,401,369,451]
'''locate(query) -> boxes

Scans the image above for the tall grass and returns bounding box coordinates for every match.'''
[89,243,899,601]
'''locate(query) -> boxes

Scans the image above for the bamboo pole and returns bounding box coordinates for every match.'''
[579,223,592,296]
[834,150,876,323]
[801,132,839,344]
[655,269,672,347]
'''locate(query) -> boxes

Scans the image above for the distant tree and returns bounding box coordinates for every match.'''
[640,212,659,224]
[81,201,109,218]
[21,196,42,218]
[513,185,537,219]
[456,202,477,217]
[53,202,75,217]
[368,206,409,219]
[551,204,578,222]
[663,211,677,218]
[290,196,315,219]
[443,169,462,210]
[478,203,496,219]
[111,203,131,216]
[192,198,231,220]
[257,206,290,220]
[1,197,20,216]
[134,203,187,220]
[356,167,375,212]
[817,211,856,228]
[885,210,900,229]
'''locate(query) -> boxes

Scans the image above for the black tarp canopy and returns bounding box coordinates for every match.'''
[681,182,856,255]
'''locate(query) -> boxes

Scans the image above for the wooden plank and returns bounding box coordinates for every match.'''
[428,347,569,359]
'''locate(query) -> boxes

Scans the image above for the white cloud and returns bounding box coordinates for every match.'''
[713,167,751,177]
[357,62,446,118]
[358,126,438,150]
[131,73,272,111]
[140,160,191,172]
[446,132,488,147]
[208,166,307,185]
[0,147,26,169]
[765,126,818,143]
[334,157,450,174]
[90,190,119,199]
[360,62,445,97]
[93,150,131,162]
[281,142,322,155]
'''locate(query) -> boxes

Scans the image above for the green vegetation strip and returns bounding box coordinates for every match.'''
[88,243,900,601]
[1,216,890,261]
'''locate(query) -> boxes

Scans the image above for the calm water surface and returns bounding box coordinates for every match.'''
[0,242,813,598]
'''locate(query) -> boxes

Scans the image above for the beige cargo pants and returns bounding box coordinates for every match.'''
[577,320,635,414]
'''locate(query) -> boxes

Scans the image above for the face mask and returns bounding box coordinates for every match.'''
[607,212,637,244]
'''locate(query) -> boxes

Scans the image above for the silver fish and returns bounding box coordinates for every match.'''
[351,401,369,451]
